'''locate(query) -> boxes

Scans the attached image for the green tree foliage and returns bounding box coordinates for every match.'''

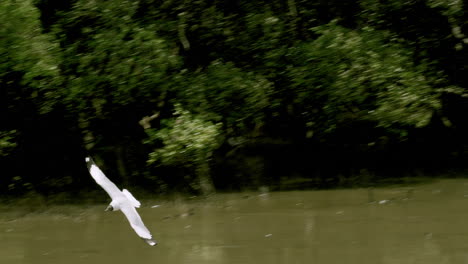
[0,0,61,113]
[145,105,222,193]
[57,0,180,114]
[51,0,183,186]
[0,0,75,195]
[174,61,272,135]
[359,0,464,84]
[288,23,442,134]
[0,130,16,157]
[1,0,467,196]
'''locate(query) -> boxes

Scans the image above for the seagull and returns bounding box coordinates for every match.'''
[85,157,157,246]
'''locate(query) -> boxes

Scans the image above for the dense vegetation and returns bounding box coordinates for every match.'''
[1,0,467,198]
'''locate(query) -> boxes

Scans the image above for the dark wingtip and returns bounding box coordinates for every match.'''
[145,238,158,246]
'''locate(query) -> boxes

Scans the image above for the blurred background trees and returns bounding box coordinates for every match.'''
[1,0,467,198]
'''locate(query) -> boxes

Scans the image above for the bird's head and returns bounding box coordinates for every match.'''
[85,156,95,170]
[105,201,120,212]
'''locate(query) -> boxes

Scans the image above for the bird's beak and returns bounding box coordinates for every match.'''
[105,205,113,211]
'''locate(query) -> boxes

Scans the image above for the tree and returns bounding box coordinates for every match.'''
[287,22,443,136]
[174,61,273,138]
[1,0,62,114]
[145,105,222,194]
[55,0,182,185]
[0,130,16,157]
[1,0,65,195]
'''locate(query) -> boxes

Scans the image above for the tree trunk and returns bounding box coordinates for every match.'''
[196,161,215,195]
[115,145,128,187]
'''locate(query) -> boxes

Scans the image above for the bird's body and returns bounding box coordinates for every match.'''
[85,157,157,246]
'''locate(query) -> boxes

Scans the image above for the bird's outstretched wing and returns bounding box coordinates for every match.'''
[121,204,157,246]
[86,157,122,200]
[122,189,141,208]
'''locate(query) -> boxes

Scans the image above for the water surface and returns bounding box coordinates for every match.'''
[2,179,468,264]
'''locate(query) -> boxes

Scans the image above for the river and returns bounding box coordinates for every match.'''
[2,179,468,263]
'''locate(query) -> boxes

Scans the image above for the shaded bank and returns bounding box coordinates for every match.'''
[0,172,447,205]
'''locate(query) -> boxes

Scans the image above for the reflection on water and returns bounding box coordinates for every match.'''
[3,179,468,263]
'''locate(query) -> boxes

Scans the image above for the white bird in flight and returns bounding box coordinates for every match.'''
[85,157,157,246]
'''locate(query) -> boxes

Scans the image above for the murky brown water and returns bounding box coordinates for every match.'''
[3,179,468,263]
